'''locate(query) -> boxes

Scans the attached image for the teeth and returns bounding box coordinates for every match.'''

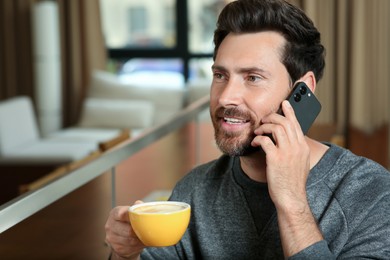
[224,117,246,124]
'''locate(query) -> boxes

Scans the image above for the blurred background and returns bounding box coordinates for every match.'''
[0,0,389,258]
[1,0,388,167]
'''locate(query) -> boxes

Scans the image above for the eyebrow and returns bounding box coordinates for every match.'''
[211,64,270,76]
[211,65,226,72]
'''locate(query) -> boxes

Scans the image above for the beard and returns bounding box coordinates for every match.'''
[212,106,260,156]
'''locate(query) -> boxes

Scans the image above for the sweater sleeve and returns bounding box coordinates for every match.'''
[291,192,390,260]
[140,246,181,259]
[289,240,335,260]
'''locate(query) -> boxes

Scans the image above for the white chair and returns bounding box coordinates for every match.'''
[0,96,153,204]
[0,96,103,164]
[75,97,154,134]
[88,70,185,126]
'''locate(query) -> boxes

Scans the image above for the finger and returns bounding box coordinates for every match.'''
[281,100,303,138]
[255,123,289,147]
[259,110,293,140]
[105,204,146,258]
[105,226,129,248]
[260,101,301,144]
[112,206,131,222]
[252,131,278,151]
[107,229,132,247]
[110,218,132,237]
[254,111,282,136]
[260,110,284,125]
[109,234,141,257]
[105,207,131,239]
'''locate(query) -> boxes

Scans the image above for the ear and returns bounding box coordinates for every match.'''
[297,71,316,93]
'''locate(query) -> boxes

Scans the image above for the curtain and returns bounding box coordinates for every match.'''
[0,0,106,127]
[305,0,389,135]
[346,0,390,167]
[288,0,389,167]
[0,0,35,99]
[289,0,389,135]
[58,0,107,127]
[348,0,390,133]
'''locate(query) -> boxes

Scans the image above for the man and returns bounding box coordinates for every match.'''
[105,0,390,259]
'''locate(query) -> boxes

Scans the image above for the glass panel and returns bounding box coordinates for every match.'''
[188,0,233,54]
[187,58,212,107]
[189,57,213,81]
[115,121,220,205]
[110,58,185,89]
[100,0,176,49]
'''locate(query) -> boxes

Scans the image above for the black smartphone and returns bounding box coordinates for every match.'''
[286,82,321,134]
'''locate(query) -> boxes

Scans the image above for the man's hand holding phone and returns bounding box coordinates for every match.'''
[252,99,311,209]
[252,81,321,208]
[251,82,324,256]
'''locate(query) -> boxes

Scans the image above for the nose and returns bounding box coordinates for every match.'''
[216,78,243,107]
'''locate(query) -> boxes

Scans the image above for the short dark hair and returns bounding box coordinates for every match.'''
[213,0,325,83]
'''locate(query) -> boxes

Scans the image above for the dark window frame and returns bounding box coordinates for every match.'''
[107,0,213,82]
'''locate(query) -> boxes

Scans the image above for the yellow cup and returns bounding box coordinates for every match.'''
[129,201,191,247]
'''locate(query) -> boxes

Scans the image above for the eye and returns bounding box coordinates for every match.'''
[214,72,223,79]
[247,75,262,82]
[213,72,227,82]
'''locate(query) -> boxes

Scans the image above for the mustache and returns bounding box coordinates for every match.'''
[215,106,252,119]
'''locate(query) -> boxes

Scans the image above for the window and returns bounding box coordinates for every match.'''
[100,0,231,87]
[100,0,176,49]
[128,7,147,44]
[188,0,229,54]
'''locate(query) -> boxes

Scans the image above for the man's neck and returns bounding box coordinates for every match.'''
[240,152,268,183]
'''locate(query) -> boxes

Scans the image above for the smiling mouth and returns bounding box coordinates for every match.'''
[224,117,249,124]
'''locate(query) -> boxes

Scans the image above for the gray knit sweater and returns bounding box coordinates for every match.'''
[142,144,390,259]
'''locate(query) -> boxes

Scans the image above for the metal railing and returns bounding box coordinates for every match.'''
[0,96,210,233]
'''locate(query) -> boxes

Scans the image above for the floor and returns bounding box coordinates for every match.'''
[0,121,221,260]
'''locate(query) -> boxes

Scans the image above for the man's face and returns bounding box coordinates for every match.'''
[210,31,291,156]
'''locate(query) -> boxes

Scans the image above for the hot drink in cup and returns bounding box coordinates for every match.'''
[129,201,191,247]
